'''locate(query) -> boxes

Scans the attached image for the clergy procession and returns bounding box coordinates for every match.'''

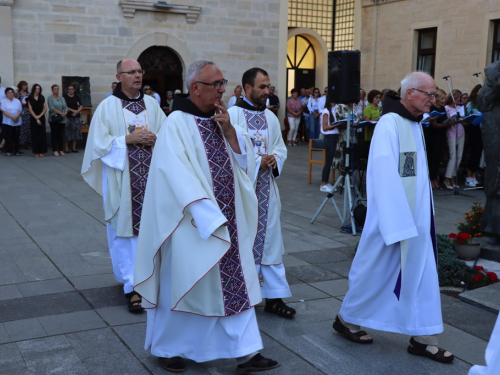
[72,54,499,375]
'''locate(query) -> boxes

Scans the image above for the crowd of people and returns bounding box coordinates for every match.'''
[0,78,84,157]
[248,82,485,192]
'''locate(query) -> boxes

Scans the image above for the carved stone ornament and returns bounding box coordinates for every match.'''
[119,1,201,23]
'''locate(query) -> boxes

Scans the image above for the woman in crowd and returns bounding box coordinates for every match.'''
[426,89,448,190]
[363,89,381,139]
[227,85,243,108]
[17,80,31,150]
[143,85,153,97]
[360,89,381,159]
[307,87,321,139]
[465,84,483,187]
[286,88,302,146]
[47,84,68,157]
[1,87,23,156]
[162,90,174,116]
[443,89,465,189]
[319,101,341,192]
[63,84,83,153]
[27,83,47,158]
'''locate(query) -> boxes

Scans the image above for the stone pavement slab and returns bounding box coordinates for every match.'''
[459,282,500,312]
[0,144,496,374]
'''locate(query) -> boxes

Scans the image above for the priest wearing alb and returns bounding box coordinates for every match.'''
[134,60,280,374]
[228,67,295,318]
[333,72,454,364]
[81,59,165,313]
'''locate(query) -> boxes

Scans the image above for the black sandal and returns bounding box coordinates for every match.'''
[407,337,454,363]
[264,298,296,318]
[332,315,373,344]
[125,291,144,313]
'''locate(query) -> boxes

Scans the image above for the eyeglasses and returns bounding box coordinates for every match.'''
[195,79,228,91]
[314,91,320,93]
[412,88,437,99]
[118,69,145,75]
[144,88,151,91]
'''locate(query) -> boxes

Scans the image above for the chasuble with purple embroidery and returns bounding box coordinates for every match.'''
[134,98,261,317]
[81,92,165,238]
[228,104,287,266]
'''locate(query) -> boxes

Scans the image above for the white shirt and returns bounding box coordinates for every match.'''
[320,107,339,135]
[1,98,22,126]
[318,95,327,112]
[0,86,6,109]
[307,97,320,113]
[153,92,161,104]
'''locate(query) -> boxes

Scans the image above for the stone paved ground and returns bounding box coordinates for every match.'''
[0,144,496,375]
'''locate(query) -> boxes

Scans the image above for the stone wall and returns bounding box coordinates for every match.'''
[360,0,500,95]
[10,0,281,106]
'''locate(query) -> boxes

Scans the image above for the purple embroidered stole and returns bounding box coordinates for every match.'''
[195,117,250,316]
[121,99,152,236]
[243,111,271,265]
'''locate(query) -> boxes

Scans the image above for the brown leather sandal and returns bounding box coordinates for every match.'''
[332,315,373,344]
[407,337,454,363]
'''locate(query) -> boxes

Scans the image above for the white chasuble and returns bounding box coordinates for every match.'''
[134,109,261,317]
[228,106,287,266]
[339,112,443,336]
[81,94,166,237]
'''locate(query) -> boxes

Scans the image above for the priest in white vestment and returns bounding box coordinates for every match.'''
[335,72,454,363]
[81,59,165,313]
[228,67,295,318]
[134,61,280,373]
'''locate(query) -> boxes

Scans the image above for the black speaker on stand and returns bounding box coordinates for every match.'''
[328,50,361,104]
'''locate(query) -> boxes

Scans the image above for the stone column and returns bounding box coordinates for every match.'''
[0,0,15,87]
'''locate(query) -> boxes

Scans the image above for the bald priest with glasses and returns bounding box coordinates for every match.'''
[82,59,166,313]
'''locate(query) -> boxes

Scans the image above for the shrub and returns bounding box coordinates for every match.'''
[437,234,467,286]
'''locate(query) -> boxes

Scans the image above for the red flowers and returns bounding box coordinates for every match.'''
[473,274,485,283]
[449,232,472,244]
[471,268,498,285]
[487,272,498,282]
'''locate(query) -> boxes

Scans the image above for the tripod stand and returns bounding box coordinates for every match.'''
[311,105,358,235]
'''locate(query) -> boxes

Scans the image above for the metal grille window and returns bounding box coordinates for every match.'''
[288,0,335,49]
[492,20,500,63]
[416,28,437,77]
[333,0,355,50]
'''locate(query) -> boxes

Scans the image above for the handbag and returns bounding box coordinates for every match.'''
[51,113,63,122]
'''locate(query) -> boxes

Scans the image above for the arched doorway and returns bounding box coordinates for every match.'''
[287,35,316,96]
[138,46,183,104]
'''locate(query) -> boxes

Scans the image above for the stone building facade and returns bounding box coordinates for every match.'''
[359,0,500,95]
[0,0,285,110]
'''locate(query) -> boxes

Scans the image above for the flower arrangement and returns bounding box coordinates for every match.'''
[448,202,484,246]
[456,202,484,239]
[468,265,498,289]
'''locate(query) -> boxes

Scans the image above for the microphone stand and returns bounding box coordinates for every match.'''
[441,76,478,198]
[473,72,484,87]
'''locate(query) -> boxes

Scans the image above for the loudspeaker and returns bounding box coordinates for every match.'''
[328,50,361,104]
